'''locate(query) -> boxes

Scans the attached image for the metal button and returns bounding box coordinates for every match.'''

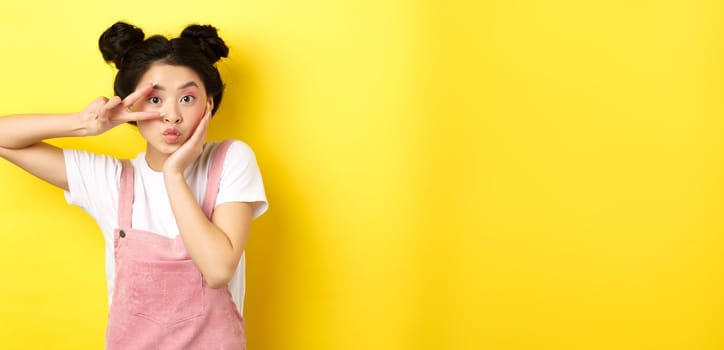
[119,230,126,238]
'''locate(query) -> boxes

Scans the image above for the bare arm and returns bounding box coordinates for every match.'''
[0,113,86,190]
[165,172,254,288]
[162,111,254,288]
[0,85,161,190]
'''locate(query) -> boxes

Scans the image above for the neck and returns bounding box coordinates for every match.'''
[144,143,169,172]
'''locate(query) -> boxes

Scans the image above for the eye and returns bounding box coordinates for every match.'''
[180,95,195,103]
[148,96,161,104]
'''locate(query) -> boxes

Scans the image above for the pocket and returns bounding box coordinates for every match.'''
[128,259,205,325]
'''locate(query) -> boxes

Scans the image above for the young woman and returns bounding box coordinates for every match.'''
[0,21,267,348]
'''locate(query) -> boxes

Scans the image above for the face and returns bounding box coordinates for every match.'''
[134,63,212,159]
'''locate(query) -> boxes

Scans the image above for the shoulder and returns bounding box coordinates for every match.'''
[64,148,123,177]
[216,139,255,156]
[64,148,120,163]
[63,148,124,215]
[210,139,268,218]
[210,139,259,167]
[212,139,265,186]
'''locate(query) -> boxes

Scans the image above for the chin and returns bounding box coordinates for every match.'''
[153,140,182,154]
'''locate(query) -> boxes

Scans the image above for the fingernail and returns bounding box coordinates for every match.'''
[160,112,166,117]
[152,81,158,87]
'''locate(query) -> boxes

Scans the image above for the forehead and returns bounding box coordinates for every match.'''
[137,63,206,90]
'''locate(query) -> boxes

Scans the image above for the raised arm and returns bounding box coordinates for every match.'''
[0,84,161,190]
[161,111,255,288]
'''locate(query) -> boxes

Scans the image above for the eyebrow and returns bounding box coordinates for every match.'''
[152,81,200,91]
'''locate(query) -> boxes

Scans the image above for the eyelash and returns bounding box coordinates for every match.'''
[147,95,196,104]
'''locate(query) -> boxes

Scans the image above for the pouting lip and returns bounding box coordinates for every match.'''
[163,127,180,136]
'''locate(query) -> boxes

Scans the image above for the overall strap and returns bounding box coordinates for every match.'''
[202,140,234,219]
[118,160,135,229]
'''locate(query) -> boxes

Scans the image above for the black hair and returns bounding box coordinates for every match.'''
[98,21,228,119]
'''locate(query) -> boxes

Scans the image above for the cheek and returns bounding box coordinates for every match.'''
[136,120,157,135]
[187,104,207,121]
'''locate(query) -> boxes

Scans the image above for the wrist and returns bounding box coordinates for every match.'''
[163,169,191,194]
[71,112,91,137]
[162,167,185,181]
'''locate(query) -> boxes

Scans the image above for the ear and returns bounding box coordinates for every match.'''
[206,97,214,116]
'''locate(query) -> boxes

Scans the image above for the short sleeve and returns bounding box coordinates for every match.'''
[63,149,122,228]
[216,140,269,219]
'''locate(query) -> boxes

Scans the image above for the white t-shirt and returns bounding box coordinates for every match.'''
[63,140,268,315]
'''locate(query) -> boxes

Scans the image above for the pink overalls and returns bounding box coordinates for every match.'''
[106,141,246,349]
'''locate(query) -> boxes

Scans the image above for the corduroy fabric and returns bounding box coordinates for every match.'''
[106,141,246,349]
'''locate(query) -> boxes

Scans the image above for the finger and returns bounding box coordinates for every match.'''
[94,96,110,105]
[189,115,209,144]
[105,96,123,111]
[88,96,109,119]
[122,83,155,107]
[186,104,211,138]
[116,111,164,123]
[90,96,110,111]
[98,96,122,119]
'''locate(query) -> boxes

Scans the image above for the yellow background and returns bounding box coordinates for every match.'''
[0,0,723,349]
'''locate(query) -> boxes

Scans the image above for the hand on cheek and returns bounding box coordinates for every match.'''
[163,103,211,175]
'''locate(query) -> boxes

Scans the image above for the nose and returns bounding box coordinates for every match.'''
[163,110,182,124]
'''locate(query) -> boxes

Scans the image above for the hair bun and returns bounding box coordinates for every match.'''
[180,24,229,63]
[99,22,145,69]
